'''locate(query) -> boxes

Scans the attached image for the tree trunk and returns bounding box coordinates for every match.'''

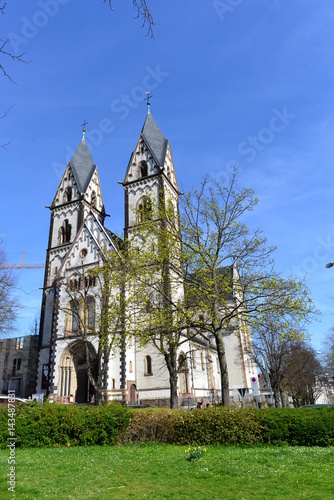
[169,370,178,409]
[215,332,230,406]
[272,386,280,408]
[95,388,103,406]
[165,350,178,409]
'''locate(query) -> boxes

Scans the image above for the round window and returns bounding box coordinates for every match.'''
[80,248,88,258]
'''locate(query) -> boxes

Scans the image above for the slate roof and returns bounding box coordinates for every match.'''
[141,113,168,167]
[69,139,96,194]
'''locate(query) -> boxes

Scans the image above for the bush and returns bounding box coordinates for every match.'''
[119,408,180,444]
[119,406,334,447]
[257,407,334,446]
[0,402,132,448]
[173,407,263,445]
[1,403,333,448]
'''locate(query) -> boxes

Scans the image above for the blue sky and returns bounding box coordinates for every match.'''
[1,1,334,350]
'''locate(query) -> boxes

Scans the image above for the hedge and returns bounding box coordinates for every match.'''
[0,402,132,448]
[120,407,334,446]
[0,403,333,448]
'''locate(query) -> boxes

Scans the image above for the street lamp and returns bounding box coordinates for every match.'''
[326,262,334,268]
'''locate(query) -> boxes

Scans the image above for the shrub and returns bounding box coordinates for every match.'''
[0,402,132,449]
[0,403,333,448]
[119,406,333,447]
[173,407,263,445]
[257,407,334,446]
[119,408,180,444]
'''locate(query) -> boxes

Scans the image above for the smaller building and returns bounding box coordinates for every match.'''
[257,372,274,406]
[0,335,39,398]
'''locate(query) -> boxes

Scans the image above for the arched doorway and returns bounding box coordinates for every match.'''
[58,341,97,403]
[130,384,137,404]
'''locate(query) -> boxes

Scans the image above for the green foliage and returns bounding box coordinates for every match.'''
[1,404,333,449]
[184,445,206,461]
[173,407,263,445]
[120,407,334,447]
[0,402,132,448]
[257,407,334,446]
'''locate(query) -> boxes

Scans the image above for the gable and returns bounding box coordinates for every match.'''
[162,143,179,192]
[57,212,120,275]
[51,164,81,207]
[83,168,105,216]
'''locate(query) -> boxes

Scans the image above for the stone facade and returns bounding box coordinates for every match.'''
[0,335,39,398]
[36,112,258,406]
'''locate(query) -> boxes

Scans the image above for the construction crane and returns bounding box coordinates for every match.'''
[0,252,45,270]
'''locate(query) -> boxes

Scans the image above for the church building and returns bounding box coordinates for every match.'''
[36,109,257,406]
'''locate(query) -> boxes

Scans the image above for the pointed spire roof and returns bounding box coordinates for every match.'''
[69,139,96,194]
[141,113,168,167]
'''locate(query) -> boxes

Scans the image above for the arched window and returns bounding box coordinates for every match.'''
[65,300,79,333]
[192,350,196,369]
[201,351,205,371]
[69,277,81,290]
[12,359,17,376]
[58,226,65,245]
[144,355,152,376]
[63,187,72,203]
[91,191,97,207]
[84,275,96,288]
[64,219,71,243]
[129,361,133,373]
[112,378,116,389]
[86,297,95,330]
[59,220,72,245]
[139,161,148,178]
[17,358,21,371]
[137,196,152,223]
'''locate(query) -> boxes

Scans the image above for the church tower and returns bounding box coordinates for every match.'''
[36,135,106,395]
[123,108,180,241]
[121,109,185,406]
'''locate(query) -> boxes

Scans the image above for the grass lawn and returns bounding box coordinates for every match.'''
[0,445,333,499]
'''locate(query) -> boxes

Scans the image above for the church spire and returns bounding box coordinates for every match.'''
[81,120,88,140]
[145,91,152,114]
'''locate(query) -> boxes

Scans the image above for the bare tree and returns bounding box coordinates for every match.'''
[105,0,154,37]
[1,2,28,152]
[321,329,334,403]
[322,329,334,378]
[0,242,19,337]
[0,2,27,84]
[282,342,324,407]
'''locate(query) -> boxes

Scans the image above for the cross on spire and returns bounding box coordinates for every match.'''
[81,120,88,139]
[145,91,153,114]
